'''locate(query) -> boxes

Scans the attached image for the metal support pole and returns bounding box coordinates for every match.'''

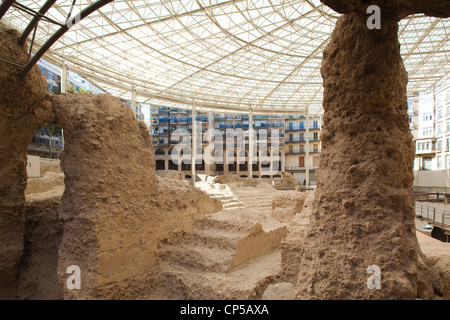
[18,0,57,45]
[61,61,67,93]
[131,85,137,118]
[249,107,254,178]
[192,102,197,184]
[305,108,310,187]
[60,61,67,149]
[0,0,15,20]
[19,0,114,80]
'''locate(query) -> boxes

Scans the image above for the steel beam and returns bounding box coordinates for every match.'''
[0,0,15,20]
[19,0,114,80]
[18,0,57,45]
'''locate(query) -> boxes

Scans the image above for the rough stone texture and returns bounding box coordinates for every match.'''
[262,282,296,300]
[0,23,54,298]
[25,172,65,195]
[280,192,315,283]
[272,172,299,190]
[51,93,160,299]
[294,14,419,299]
[155,170,187,181]
[50,94,222,299]
[17,194,63,300]
[271,191,309,223]
[321,0,450,20]
[417,232,450,299]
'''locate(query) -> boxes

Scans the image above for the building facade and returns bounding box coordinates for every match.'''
[412,74,450,172]
[150,106,322,184]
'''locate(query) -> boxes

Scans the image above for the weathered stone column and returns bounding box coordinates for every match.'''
[296,13,418,299]
[52,94,157,299]
[0,24,54,298]
[293,0,450,298]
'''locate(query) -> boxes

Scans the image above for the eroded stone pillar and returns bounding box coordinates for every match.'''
[52,94,157,299]
[295,13,418,299]
[0,24,54,298]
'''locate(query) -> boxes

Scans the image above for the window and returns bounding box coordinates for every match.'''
[437,139,442,152]
[437,156,442,169]
[438,108,443,119]
[447,105,450,117]
[438,123,442,135]
[48,71,55,81]
[313,120,319,129]
[417,142,421,151]
[447,121,450,133]
[446,138,450,151]
[313,132,319,140]
[38,66,45,75]
[423,157,432,170]
[446,155,450,168]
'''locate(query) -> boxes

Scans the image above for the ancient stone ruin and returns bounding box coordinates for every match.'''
[1,0,450,300]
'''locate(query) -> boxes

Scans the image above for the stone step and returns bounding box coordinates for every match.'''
[160,250,281,300]
[159,243,235,273]
[186,228,246,250]
[222,202,245,209]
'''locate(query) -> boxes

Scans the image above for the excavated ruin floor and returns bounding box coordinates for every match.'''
[147,175,305,299]
[22,173,450,300]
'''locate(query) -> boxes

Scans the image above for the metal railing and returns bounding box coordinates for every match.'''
[415,202,450,230]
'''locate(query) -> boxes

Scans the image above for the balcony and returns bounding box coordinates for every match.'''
[286,150,306,155]
[285,137,305,143]
[285,166,305,171]
[285,126,305,132]
[150,119,159,125]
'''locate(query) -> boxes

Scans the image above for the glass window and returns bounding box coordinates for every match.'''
[47,71,55,81]
[423,157,432,170]
[38,66,45,75]
[437,156,442,169]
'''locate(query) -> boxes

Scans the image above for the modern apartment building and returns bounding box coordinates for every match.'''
[412,74,450,172]
[284,115,322,185]
[150,106,322,185]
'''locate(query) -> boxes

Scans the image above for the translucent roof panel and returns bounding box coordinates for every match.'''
[2,0,449,114]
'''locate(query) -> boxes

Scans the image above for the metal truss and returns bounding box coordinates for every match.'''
[1,0,449,114]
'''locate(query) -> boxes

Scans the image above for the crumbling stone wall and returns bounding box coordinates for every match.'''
[52,94,160,299]
[0,24,54,298]
[288,1,450,299]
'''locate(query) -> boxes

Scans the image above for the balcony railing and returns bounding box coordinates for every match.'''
[285,127,305,132]
[285,137,306,143]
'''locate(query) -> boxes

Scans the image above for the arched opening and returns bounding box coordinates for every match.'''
[154,148,165,156]
[155,159,165,171]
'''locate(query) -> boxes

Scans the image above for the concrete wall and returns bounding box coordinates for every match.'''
[40,158,61,176]
[26,155,41,178]
[413,169,450,191]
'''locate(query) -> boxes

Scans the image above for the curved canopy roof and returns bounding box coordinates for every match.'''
[3,0,450,114]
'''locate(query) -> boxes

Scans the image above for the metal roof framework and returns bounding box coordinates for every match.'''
[2,0,450,114]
